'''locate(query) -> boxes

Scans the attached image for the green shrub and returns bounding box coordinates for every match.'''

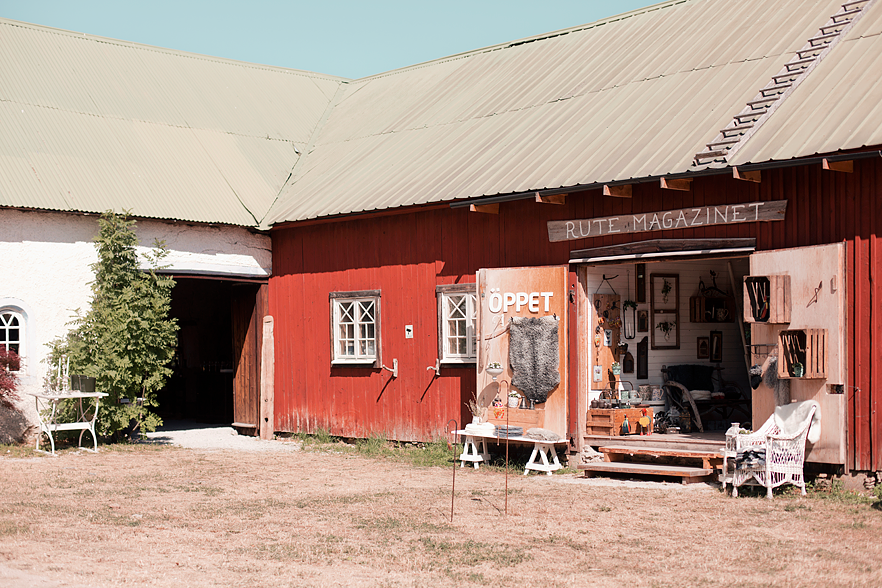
[51,211,178,441]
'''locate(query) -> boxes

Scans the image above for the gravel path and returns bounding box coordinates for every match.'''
[144,420,301,452]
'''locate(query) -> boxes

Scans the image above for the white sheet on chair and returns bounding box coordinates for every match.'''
[773,400,821,444]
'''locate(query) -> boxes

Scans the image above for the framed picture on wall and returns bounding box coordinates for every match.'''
[697,336,709,359]
[650,273,679,349]
[710,331,723,362]
[637,310,648,332]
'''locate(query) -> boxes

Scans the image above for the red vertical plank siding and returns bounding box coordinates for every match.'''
[269,160,882,468]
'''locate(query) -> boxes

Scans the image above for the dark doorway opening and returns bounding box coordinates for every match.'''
[159,278,235,424]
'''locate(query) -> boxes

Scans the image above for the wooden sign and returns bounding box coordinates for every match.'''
[547,200,787,243]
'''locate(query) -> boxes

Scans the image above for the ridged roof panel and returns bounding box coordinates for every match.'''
[0,19,343,225]
[732,1,882,165]
[268,0,845,224]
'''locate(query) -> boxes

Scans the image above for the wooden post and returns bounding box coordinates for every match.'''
[259,316,275,441]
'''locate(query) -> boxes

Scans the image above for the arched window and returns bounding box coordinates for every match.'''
[0,310,23,371]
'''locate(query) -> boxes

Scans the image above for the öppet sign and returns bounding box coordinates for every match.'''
[546,200,787,243]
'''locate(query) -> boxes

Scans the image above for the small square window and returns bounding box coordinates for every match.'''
[330,291,381,365]
[437,285,477,364]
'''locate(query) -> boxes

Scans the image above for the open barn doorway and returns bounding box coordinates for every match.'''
[157,277,266,433]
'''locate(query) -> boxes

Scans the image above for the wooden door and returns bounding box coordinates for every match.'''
[476,266,568,436]
[748,243,846,464]
[231,283,267,432]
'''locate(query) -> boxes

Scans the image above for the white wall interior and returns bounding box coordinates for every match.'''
[585,257,751,399]
[0,209,271,442]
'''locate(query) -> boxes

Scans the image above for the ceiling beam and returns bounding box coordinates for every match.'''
[733,167,761,183]
[535,193,566,205]
[660,177,692,191]
[822,158,853,173]
[469,203,499,214]
[603,184,632,198]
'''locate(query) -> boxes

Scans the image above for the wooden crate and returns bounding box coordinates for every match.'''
[777,329,827,379]
[743,275,791,323]
[487,407,544,430]
[586,408,653,436]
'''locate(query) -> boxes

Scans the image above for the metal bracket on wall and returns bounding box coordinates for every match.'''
[381,358,399,378]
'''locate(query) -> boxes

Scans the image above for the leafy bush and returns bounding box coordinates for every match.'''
[0,347,21,409]
[54,211,178,440]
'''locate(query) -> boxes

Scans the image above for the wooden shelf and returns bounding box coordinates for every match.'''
[689,296,734,323]
[743,275,791,323]
[586,408,653,436]
[777,329,826,379]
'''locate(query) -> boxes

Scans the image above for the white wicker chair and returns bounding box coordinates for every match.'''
[723,402,818,498]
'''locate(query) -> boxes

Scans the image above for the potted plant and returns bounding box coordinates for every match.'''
[791,362,805,378]
[656,320,676,341]
[508,390,520,408]
[486,361,504,379]
[661,278,673,303]
[610,361,622,375]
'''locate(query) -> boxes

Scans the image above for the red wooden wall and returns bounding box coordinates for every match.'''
[269,158,880,470]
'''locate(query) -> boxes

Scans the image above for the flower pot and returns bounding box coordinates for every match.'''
[471,415,482,425]
[791,362,805,378]
[486,367,504,379]
[508,397,519,408]
[611,364,622,375]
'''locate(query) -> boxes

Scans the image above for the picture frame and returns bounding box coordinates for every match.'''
[637,310,649,332]
[697,336,709,359]
[710,330,723,362]
[650,273,679,350]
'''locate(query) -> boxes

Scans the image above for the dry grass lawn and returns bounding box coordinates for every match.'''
[1,441,881,587]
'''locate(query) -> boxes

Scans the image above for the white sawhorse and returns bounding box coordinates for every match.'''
[523,441,562,476]
[459,434,491,469]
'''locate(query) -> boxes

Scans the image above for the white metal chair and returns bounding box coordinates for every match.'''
[723,401,819,498]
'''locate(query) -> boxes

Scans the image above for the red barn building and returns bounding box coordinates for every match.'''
[265,0,882,475]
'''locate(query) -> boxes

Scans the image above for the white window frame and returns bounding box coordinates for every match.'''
[0,308,25,374]
[437,284,477,364]
[330,290,381,366]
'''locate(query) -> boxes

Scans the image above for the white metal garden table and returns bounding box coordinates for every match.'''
[28,391,109,455]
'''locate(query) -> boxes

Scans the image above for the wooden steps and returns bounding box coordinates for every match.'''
[599,445,723,471]
[577,461,714,484]
[577,438,725,484]
[583,434,724,453]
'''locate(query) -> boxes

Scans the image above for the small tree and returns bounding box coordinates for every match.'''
[63,211,179,439]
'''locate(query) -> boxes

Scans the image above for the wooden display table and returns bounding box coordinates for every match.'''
[586,407,653,436]
[28,391,109,456]
[454,430,567,475]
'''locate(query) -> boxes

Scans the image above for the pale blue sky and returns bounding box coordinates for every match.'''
[1,0,659,79]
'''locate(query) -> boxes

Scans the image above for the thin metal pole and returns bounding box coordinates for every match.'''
[503,381,509,516]
[447,419,458,523]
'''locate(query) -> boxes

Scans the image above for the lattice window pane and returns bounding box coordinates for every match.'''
[333,297,379,361]
[441,292,477,361]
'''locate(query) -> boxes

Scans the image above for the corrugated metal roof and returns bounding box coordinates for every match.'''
[4,0,879,229]
[732,0,882,165]
[266,0,854,225]
[0,19,344,226]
